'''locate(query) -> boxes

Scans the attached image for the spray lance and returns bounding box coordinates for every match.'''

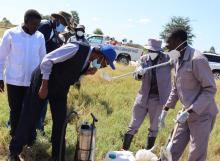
[101,50,180,81]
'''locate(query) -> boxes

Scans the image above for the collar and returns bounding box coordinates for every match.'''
[182,46,191,61]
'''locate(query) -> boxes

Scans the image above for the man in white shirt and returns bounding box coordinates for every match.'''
[0,9,46,161]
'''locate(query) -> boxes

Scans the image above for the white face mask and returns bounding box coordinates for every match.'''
[148,52,158,60]
[76,31,84,37]
[165,40,187,60]
[91,59,101,69]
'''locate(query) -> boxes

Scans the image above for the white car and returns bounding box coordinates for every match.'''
[203,52,220,80]
[87,35,143,65]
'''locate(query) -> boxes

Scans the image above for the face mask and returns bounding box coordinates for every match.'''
[148,52,158,60]
[76,31,84,37]
[56,23,65,33]
[165,40,187,60]
[91,59,101,69]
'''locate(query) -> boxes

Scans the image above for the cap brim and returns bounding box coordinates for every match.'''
[143,45,162,51]
[108,61,116,70]
[51,13,68,26]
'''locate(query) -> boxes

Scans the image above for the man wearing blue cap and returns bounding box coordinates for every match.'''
[8,42,116,161]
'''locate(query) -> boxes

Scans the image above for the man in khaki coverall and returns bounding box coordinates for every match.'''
[160,28,218,161]
[122,39,172,150]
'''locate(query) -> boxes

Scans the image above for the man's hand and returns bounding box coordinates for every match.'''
[0,80,4,92]
[85,67,97,75]
[176,111,189,124]
[38,80,48,99]
[159,110,168,128]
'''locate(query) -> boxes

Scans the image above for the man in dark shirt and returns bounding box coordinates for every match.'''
[37,11,74,132]
[9,42,116,161]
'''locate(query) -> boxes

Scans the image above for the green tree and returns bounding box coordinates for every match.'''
[160,16,195,44]
[71,10,80,24]
[0,17,12,26]
[129,40,133,44]
[93,28,104,35]
[210,46,215,53]
[41,15,51,20]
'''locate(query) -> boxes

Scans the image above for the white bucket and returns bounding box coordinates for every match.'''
[105,151,135,161]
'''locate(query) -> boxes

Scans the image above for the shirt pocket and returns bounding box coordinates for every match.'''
[179,64,197,90]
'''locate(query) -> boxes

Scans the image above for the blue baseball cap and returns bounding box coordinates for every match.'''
[100,45,116,70]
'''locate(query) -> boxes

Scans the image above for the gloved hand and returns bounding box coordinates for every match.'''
[176,111,189,124]
[159,110,168,128]
[135,66,145,76]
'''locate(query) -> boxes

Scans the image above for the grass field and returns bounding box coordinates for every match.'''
[0,64,220,161]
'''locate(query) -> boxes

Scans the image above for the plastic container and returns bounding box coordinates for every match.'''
[105,151,135,161]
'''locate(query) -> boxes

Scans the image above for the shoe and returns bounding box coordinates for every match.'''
[7,153,21,161]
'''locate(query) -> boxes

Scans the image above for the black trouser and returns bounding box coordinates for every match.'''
[7,84,29,137]
[10,66,69,161]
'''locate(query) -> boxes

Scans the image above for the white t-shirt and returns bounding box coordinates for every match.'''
[0,25,46,86]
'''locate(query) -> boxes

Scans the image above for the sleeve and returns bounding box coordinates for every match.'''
[39,35,47,62]
[40,43,79,80]
[190,56,217,115]
[0,30,11,80]
[164,76,179,108]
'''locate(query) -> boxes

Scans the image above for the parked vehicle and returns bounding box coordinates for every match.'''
[203,52,220,80]
[87,35,144,65]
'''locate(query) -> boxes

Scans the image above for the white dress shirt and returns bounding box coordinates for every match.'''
[40,43,92,80]
[0,25,46,86]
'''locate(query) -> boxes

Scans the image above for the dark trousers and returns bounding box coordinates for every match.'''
[36,99,48,131]
[9,66,69,161]
[7,84,29,137]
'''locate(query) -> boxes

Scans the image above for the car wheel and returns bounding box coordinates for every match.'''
[118,56,129,65]
[213,72,220,80]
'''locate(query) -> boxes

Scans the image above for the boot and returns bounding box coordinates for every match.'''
[122,134,134,150]
[145,137,156,150]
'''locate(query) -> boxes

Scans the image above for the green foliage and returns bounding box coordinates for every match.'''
[0,65,220,161]
[93,28,104,35]
[70,10,80,24]
[160,16,195,45]
[210,46,216,53]
[41,15,51,20]
[0,17,12,26]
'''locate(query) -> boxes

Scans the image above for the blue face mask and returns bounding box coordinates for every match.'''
[56,23,65,33]
[92,59,101,69]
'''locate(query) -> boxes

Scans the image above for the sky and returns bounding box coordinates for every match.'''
[0,0,219,52]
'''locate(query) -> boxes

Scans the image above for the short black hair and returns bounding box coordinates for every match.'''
[24,9,42,23]
[169,28,187,42]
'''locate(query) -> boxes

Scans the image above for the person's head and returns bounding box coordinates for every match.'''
[166,28,188,52]
[75,24,86,38]
[24,9,42,34]
[144,39,163,60]
[89,45,116,70]
[51,11,70,33]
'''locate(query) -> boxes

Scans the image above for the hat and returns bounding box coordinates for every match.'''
[144,39,162,51]
[75,24,85,31]
[51,11,74,29]
[100,45,116,70]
